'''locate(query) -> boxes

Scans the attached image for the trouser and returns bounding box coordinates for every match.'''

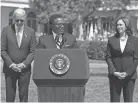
[4,70,31,102]
[109,76,136,102]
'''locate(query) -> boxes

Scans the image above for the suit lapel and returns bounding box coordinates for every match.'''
[50,34,58,48]
[51,34,65,49]
[114,36,122,53]
[20,26,27,48]
[122,36,132,54]
[61,34,67,49]
[50,33,68,49]
[11,24,19,48]
[114,35,133,54]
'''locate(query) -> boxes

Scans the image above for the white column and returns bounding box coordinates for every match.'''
[89,21,93,40]
[79,23,84,41]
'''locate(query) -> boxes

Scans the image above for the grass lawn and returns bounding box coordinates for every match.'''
[1,60,138,102]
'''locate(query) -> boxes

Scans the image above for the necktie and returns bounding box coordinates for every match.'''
[16,29,21,47]
[55,35,63,49]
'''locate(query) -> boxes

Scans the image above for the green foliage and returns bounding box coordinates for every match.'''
[30,0,131,24]
[30,0,95,23]
[78,40,107,60]
[87,41,107,60]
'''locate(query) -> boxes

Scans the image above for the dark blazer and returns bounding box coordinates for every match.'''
[1,24,36,73]
[105,35,138,79]
[37,33,77,49]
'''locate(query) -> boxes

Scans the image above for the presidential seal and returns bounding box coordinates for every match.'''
[49,54,70,75]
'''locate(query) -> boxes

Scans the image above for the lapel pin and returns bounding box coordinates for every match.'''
[24,33,27,37]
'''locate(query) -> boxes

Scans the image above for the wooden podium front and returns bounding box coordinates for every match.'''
[33,49,90,102]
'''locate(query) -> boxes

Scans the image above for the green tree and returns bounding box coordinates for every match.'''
[29,0,131,38]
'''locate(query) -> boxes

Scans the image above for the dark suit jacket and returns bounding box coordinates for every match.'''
[105,35,138,79]
[1,24,36,73]
[37,33,77,49]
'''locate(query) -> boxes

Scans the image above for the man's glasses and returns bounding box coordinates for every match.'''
[52,23,64,28]
[15,19,24,23]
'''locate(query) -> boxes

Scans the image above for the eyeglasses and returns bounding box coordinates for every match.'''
[15,19,24,23]
[52,23,64,28]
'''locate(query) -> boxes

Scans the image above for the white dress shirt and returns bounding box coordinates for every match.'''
[15,25,24,47]
[120,35,128,53]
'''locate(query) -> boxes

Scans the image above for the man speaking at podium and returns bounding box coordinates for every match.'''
[37,14,77,49]
[34,14,90,102]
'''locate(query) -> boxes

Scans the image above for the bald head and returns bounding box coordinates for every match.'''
[13,8,26,20]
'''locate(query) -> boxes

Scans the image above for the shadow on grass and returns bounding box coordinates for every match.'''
[91,73,108,77]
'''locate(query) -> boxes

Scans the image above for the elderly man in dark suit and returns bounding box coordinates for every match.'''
[1,8,36,102]
[37,14,77,49]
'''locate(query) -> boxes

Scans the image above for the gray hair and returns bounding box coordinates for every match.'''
[13,8,26,19]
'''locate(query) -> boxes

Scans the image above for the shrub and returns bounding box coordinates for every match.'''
[78,40,90,49]
[77,40,107,60]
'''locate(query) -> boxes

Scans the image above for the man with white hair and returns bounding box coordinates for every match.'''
[1,8,36,102]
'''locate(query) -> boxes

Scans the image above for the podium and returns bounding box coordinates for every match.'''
[33,49,90,102]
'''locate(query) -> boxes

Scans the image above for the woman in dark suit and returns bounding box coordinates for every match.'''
[105,16,138,102]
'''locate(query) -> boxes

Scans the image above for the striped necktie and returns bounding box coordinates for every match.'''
[55,35,62,49]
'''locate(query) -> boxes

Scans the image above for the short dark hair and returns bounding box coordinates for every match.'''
[49,14,63,24]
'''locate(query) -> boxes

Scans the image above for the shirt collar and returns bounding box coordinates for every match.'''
[52,31,57,40]
[15,24,24,32]
[120,35,128,42]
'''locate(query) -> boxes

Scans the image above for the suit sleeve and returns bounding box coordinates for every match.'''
[126,37,138,76]
[105,39,116,75]
[36,36,45,49]
[62,35,78,48]
[1,27,13,67]
[23,29,37,67]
